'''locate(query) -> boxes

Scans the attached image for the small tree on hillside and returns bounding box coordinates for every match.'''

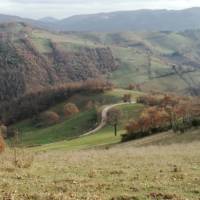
[0,131,5,154]
[85,100,94,110]
[125,120,140,134]
[63,103,79,118]
[39,111,60,126]
[128,84,135,90]
[107,108,122,136]
[122,94,132,103]
[154,109,170,128]
[137,112,151,133]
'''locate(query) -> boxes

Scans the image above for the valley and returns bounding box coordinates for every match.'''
[0,7,200,200]
[11,89,143,147]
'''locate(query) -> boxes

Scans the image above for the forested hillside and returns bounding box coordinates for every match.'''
[0,22,200,103]
[0,23,116,102]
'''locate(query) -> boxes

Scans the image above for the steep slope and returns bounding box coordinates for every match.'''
[0,23,117,102]
[60,31,200,95]
[0,22,200,102]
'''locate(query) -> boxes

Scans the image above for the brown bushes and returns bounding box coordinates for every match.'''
[122,94,132,103]
[0,134,5,154]
[123,93,200,142]
[124,107,170,140]
[64,103,79,118]
[12,149,34,169]
[128,83,142,91]
[39,111,60,126]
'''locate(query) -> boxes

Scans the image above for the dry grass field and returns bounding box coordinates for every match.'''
[0,129,200,200]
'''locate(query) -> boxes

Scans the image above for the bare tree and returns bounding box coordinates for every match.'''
[122,94,132,103]
[107,108,122,136]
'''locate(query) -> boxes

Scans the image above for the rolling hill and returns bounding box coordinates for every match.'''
[11,88,143,147]
[0,23,117,102]
[0,22,199,103]
[53,7,200,32]
[0,7,200,200]
[1,8,200,32]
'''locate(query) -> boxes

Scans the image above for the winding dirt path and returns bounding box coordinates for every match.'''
[81,101,136,137]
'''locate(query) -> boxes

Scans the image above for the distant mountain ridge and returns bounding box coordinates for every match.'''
[1,8,200,32]
[39,17,58,23]
[56,7,200,32]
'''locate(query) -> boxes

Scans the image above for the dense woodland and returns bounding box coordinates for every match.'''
[0,26,117,102]
[0,79,113,125]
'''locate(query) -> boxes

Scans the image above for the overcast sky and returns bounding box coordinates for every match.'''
[0,0,199,19]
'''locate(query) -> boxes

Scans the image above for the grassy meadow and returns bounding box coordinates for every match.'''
[0,129,200,200]
[11,89,143,148]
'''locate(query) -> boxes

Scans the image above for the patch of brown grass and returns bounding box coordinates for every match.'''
[0,141,200,199]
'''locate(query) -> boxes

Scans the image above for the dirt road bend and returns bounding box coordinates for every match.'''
[81,101,136,137]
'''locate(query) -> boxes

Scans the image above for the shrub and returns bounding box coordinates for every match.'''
[192,118,200,127]
[63,103,79,118]
[123,93,200,142]
[85,100,94,110]
[0,134,5,154]
[124,106,171,142]
[122,94,132,103]
[137,95,162,106]
[13,149,34,168]
[128,83,142,91]
[39,111,60,126]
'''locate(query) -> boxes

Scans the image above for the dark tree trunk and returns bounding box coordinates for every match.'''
[114,123,117,136]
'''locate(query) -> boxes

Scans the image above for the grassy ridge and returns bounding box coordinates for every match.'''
[32,103,144,151]
[14,109,97,146]
[12,89,143,148]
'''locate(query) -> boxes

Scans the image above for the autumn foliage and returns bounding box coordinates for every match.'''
[64,103,79,118]
[123,93,200,141]
[39,111,60,126]
[128,83,142,91]
[0,79,113,124]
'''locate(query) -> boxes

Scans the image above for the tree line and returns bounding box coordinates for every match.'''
[0,79,113,125]
[122,93,200,141]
